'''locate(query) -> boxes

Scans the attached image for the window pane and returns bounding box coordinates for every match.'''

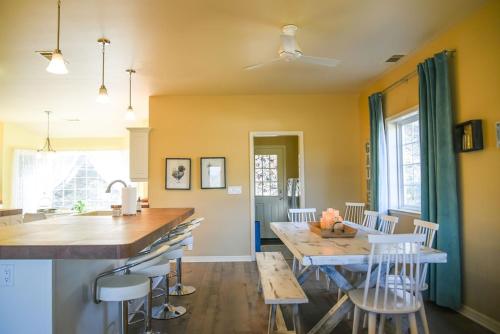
[269,155,277,168]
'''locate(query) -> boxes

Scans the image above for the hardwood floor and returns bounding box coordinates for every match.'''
[136,262,493,334]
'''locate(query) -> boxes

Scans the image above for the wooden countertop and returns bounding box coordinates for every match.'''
[0,209,22,217]
[0,208,194,259]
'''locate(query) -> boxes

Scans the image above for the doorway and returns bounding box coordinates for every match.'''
[249,132,305,259]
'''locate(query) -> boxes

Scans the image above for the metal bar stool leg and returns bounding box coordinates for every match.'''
[152,273,187,319]
[121,300,129,334]
[169,257,196,296]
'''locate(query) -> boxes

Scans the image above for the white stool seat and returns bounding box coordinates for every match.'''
[163,247,183,261]
[97,274,150,302]
[132,257,171,278]
[348,288,422,314]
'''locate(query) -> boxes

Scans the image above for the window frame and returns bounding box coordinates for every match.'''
[386,106,421,214]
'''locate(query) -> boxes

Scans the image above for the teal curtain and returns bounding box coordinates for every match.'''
[418,51,461,310]
[369,93,387,212]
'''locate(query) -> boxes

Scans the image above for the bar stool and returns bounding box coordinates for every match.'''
[167,218,204,296]
[93,243,170,334]
[150,233,193,319]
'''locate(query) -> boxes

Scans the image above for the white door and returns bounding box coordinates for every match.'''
[254,146,287,239]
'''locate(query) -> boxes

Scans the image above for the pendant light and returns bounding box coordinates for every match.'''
[97,38,110,103]
[38,111,56,153]
[46,0,68,74]
[125,69,136,121]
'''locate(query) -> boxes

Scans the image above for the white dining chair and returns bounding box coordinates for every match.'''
[377,215,399,234]
[288,208,317,275]
[288,208,316,223]
[349,233,427,334]
[361,210,378,230]
[344,202,365,224]
[381,219,439,334]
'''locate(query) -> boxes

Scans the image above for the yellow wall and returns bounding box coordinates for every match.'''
[254,136,299,180]
[0,122,3,204]
[358,1,500,320]
[149,94,362,256]
[0,122,128,208]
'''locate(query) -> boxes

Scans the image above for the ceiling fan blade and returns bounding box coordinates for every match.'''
[244,58,282,70]
[298,55,340,67]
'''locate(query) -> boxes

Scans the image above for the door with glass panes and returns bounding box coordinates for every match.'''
[254,146,287,239]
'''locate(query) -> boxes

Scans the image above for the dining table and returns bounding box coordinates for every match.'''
[270,221,447,334]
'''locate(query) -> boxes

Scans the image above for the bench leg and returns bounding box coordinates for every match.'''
[268,304,277,334]
[292,304,304,334]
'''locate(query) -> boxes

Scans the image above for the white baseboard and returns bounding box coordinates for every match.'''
[459,305,500,333]
[181,255,253,263]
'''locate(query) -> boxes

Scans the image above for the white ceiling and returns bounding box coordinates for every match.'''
[0,0,486,137]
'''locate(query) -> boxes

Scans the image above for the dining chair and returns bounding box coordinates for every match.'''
[348,233,427,334]
[377,215,399,234]
[288,208,317,274]
[381,219,439,334]
[361,210,378,230]
[344,202,365,224]
[288,208,316,224]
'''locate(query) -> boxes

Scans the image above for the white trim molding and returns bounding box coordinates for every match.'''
[458,305,500,333]
[249,131,305,262]
[182,256,253,263]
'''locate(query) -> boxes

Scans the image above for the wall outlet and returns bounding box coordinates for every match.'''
[227,186,242,195]
[0,264,14,287]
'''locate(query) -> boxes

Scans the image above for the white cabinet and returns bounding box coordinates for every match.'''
[128,128,150,182]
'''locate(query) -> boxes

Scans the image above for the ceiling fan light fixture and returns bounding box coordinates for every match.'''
[46,49,68,74]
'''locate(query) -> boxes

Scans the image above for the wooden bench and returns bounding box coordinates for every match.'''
[256,252,308,334]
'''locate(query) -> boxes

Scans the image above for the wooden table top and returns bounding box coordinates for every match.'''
[0,209,22,217]
[271,221,447,266]
[0,208,194,259]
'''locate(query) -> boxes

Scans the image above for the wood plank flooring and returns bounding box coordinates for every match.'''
[134,262,493,334]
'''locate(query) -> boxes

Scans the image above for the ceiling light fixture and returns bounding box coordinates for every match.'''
[46,0,68,74]
[125,69,136,121]
[38,111,56,153]
[97,38,111,103]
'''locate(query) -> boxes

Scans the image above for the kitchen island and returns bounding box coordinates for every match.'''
[0,208,194,334]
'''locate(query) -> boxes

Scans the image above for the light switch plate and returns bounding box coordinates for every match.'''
[227,186,242,195]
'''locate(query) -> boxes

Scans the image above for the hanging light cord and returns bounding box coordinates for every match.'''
[128,70,132,108]
[101,42,106,85]
[56,0,61,51]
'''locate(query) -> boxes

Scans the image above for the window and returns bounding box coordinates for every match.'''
[13,150,128,212]
[51,155,121,210]
[387,109,421,212]
[254,154,278,196]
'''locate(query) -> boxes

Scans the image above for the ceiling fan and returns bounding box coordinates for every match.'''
[244,24,340,70]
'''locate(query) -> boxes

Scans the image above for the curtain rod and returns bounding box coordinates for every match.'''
[381,49,456,94]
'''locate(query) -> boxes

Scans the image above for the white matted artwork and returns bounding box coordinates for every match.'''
[201,157,226,189]
[165,158,191,190]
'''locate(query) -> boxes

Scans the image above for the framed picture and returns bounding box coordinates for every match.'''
[165,158,191,190]
[200,157,226,189]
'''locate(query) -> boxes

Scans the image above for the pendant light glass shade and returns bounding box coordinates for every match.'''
[125,106,136,121]
[47,50,68,74]
[47,1,67,74]
[96,84,109,103]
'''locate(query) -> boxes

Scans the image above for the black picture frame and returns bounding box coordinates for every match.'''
[200,157,226,189]
[165,158,191,190]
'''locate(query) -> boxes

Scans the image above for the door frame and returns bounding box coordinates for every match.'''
[249,131,305,260]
